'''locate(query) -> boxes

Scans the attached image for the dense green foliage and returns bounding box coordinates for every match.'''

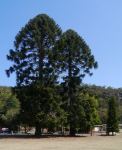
[78,93,100,134]
[81,84,122,124]
[0,86,20,127]
[56,30,97,135]
[6,14,62,86]
[1,85,121,134]
[106,97,119,135]
[15,84,67,134]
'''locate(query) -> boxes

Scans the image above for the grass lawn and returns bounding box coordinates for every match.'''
[0,133,122,150]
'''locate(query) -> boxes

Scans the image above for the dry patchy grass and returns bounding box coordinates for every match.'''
[0,133,122,150]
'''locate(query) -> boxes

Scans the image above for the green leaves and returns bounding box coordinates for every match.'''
[0,87,20,124]
[55,29,98,135]
[107,97,119,134]
[7,14,62,86]
[78,93,100,132]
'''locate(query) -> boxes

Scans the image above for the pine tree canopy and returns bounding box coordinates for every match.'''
[6,14,62,86]
[57,29,98,84]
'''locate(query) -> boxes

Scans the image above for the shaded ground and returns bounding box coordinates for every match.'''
[0,133,122,150]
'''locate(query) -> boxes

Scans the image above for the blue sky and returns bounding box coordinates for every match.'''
[0,0,122,88]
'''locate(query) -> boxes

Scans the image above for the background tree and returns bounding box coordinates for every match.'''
[106,97,119,135]
[0,87,20,128]
[80,84,122,124]
[57,29,98,135]
[6,14,63,135]
[79,93,100,135]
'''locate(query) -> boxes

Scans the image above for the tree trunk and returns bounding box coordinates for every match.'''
[35,124,42,136]
[106,131,109,136]
[39,47,44,82]
[90,128,93,136]
[61,126,64,135]
[68,49,76,136]
[24,125,27,134]
[70,124,76,136]
[112,132,114,136]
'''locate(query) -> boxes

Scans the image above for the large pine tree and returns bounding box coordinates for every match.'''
[57,29,98,135]
[6,14,65,135]
[79,93,100,135]
[6,14,62,86]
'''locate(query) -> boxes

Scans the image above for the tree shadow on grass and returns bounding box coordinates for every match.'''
[0,134,89,139]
